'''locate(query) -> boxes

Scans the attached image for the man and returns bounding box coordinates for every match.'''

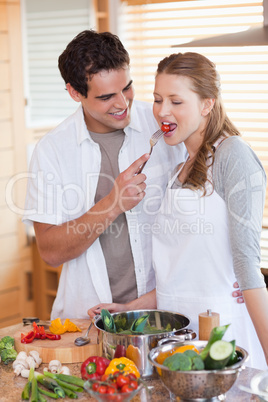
[23,30,184,319]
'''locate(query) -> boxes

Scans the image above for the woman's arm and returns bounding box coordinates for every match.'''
[243,287,268,364]
[87,289,157,318]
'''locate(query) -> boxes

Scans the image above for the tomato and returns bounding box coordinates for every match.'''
[101,374,109,381]
[106,386,117,394]
[121,384,134,393]
[116,374,130,388]
[129,380,138,390]
[161,123,170,133]
[92,382,100,392]
[98,385,108,394]
[126,373,137,380]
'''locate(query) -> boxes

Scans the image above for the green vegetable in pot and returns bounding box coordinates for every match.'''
[0,347,17,364]
[130,314,150,333]
[101,309,116,333]
[114,315,128,332]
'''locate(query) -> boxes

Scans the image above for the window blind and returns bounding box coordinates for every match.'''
[118,0,268,267]
[23,0,93,127]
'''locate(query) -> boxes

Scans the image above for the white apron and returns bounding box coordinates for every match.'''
[152,158,266,370]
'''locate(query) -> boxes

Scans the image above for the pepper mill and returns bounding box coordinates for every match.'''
[198,309,220,340]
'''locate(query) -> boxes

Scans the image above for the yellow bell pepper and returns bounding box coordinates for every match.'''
[105,357,140,378]
[49,318,82,334]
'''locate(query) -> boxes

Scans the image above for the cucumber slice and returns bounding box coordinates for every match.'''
[204,340,234,370]
[200,324,230,360]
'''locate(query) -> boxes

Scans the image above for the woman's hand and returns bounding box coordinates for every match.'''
[87,303,127,319]
[232,281,244,303]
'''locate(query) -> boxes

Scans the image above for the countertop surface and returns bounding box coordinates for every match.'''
[0,323,261,401]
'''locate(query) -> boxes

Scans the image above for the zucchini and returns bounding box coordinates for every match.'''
[226,340,238,366]
[204,340,233,370]
[200,324,230,360]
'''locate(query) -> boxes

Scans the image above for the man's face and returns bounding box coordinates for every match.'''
[77,67,134,133]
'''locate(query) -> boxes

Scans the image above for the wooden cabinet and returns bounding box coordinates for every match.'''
[32,240,62,320]
[93,0,110,32]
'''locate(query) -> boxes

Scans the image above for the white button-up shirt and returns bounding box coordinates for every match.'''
[23,100,186,319]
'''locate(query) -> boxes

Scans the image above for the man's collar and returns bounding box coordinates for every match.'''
[76,105,94,145]
[124,101,142,134]
[76,101,142,144]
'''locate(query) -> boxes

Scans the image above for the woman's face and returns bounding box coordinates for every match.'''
[153,73,211,151]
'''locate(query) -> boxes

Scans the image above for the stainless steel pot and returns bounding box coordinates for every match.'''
[94,309,196,378]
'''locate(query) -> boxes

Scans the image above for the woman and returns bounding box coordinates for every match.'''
[88,52,268,369]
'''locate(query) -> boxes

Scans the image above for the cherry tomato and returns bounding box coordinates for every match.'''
[98,385,108,394]
[129,380,138,390]
[101,374,109,381]
[106,386,117,394]
[126,373,137,380]
[121,384,134,393]
[92,382,100,392]
[161,123,170,133]
[116,374,130,388]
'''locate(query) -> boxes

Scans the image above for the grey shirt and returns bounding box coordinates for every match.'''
[90,129,138,303]
[173,136,266,291]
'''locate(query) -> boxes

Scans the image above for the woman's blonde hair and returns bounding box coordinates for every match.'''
[156,52,240,194]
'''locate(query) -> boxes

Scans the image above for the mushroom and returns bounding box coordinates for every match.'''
[48,360,62,373]
[17,351,28,360]
[12,357,29,376]
[21,368,31,378]
[60,366,70,375]
[29,351,42,368]
[26,355,36,369]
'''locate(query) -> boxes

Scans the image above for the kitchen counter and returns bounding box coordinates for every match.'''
[0,323,260,401]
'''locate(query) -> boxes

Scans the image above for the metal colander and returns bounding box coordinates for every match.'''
[148,340,248,400]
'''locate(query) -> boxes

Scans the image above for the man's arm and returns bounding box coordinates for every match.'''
[34,153,150,267]
[87,289,157,318]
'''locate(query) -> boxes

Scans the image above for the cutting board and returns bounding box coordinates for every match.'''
[14,319,102,363]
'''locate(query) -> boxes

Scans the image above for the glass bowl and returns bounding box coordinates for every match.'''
[84,380,143,401]
[250,370,268,401]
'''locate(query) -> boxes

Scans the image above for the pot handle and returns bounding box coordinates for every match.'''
[158,329,197,346]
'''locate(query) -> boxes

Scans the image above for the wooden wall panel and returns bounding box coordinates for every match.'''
[0,289,20,321]
[0,179,8,207]
[0,207,17,235]
[0,263,20,291]
[0,63,10,90]
[0,32,8,60]
[0,92,11,119]
[0,0,34,329]
[0,120,13,148]
[0,234,19,263]
[0,149,14,177]
[0,4,8,30]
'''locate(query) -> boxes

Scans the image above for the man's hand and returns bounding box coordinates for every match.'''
[232,281,244,303]
[108,153,150,214]
[87,303,127,319]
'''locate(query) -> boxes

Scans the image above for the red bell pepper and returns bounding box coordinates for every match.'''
[21,322,61,344]
[81,356,110,380]
[21,330,35,344]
